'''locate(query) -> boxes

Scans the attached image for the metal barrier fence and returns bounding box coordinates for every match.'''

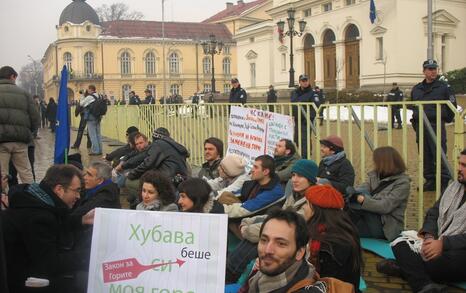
[71,101,464,228]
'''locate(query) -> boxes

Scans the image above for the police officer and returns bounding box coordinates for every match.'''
[291,74,314,159]
[387,82,404,129]
[229,78,247,104]
[313,86,326,125]
[411,59,457,191]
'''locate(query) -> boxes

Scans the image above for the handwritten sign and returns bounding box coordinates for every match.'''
[88,208,228,293]
[227,106,294,167]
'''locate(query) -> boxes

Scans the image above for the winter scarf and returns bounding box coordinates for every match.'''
[27,183,55,207]
[321,151,346,166]
[85,179,113,198]
[274,154,293,167]
[136,199,161,211]
[308,224,326,273]
[437,181,466,237]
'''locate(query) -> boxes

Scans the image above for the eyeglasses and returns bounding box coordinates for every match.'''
[66,187,82,194]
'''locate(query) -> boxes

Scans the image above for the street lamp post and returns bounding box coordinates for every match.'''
[201,34,223,93]
[277,9,306,88]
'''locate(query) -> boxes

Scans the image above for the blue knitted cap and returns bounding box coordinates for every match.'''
[290,159,318,183]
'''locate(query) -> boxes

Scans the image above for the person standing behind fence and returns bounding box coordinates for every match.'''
[143,89,155,104]
[387,82,403,129]
[411,59,457,192]
[266,85,277,112]
[128,91,141,105]
[291,74,314,159]
[313,86,326,126]
[229,78,247,104]
[46,97,57,132]
[80,85,102,156]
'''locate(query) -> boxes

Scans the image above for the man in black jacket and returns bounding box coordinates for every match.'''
[229,78,247,104]
[104,126,139,167]
[291,74,314,159]
[411,59,457,191]
[143,89,156,104]
[387,82,404,129]
[317,135,355,194]
[2,164,94,293]
[379,149,466,293]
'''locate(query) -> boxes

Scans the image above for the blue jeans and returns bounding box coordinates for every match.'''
[87,118,102,154]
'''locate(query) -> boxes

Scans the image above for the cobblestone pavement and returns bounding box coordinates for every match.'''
[32,128,465,293]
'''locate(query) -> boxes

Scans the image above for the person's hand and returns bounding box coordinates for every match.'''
[356,195,365,204]
[82,209,95,225]
[115,163,123,172]
[422,238,443,261]
[1,193,9,209]
[102,154,107,160]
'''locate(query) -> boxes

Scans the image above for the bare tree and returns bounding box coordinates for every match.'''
[96,3,144,22]
[19,59,43,97]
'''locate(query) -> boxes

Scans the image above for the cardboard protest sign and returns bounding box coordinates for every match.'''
[227,106,294,167]
[88,208,228,293]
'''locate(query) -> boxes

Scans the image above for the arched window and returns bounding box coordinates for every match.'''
[203,83,212,93]
[84,52,94,76]
[170,84,180,95]
[169,52,179,74]
[222,58,231,74]
[203,57,211,74]
[122,84,131,101]
[345,24,360,41]
[147,84,156,97]
[304,34,315,49]
[121,51,131,75]
[323,29,336,46]
[145,52,156,75]
[63,52,72,71]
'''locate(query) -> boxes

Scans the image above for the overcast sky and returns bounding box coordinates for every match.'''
[0,0,227,72]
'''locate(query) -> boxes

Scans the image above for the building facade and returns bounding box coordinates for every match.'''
[42,0,237,102]
[235,0,466,95]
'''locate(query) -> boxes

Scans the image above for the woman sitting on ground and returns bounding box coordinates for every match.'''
[178,178,224,213]
[347,146,410,241]
[136,170,178,211]
[303,185,362,292]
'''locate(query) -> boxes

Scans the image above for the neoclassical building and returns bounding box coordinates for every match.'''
[235,0,466,95]
[42,0,237,101]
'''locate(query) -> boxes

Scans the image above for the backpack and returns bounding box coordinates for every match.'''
[88,94,108,118]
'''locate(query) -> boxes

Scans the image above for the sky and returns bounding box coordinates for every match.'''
[0,0,227,72]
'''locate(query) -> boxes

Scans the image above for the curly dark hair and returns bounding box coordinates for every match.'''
[139,171,176,206]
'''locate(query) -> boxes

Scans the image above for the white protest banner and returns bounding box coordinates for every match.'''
[227,106,294,166]
[87,208,228,293]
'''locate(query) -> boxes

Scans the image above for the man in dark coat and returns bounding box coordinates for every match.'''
[387,82,404,129]
[198,137,223,180]
[143,89,156,104]
[229,78,247,104]
[128,91,141,105]
[2,164,94,293]
[411,59,457,191]
[317,135,355,194]
[104,126,139,167]
[0,66,40,184]
[291,74,314,159]
[266,85,277,112]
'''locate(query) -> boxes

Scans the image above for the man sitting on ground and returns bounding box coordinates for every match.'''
[377,148,466,293]
[273,139,300,184]
[198,137,223,180]
[103,126,139,166]
[317,135,355,194]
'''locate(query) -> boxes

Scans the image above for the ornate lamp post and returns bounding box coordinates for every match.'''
[201,34,223,93]
[277,9,307,88]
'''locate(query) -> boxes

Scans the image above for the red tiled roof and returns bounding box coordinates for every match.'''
[203,0,267,23]
[101,20,233,42]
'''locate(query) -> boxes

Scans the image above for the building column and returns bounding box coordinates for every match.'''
[314,44,324,87]
[335,40,345,90]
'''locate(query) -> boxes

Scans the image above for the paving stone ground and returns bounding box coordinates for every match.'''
[31,127,465,293]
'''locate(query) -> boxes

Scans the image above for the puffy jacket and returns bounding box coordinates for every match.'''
[127,137,189,180]
[317,152,355,194]
[0,79,40,143]
[357,171,411,241]
[229,86,247,104]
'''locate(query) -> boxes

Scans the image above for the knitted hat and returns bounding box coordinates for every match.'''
[220,154,246,177]
[305,185,345,209]
[204,137,224,158]
[320,135,344,152]
[290,159,318,183]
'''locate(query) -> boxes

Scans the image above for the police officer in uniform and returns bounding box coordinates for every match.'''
[411,59,457,191]
[229,78,247,104]
[313,86,326,126]
[291,74,314,159]
[387,82,404,129]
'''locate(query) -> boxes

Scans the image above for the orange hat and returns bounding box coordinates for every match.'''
[305,185,345,209]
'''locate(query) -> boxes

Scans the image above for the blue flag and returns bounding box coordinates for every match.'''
[370,0,377,24]
[54,65,70,164]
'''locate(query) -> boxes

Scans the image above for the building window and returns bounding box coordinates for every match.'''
[64,26,69,32]
[303,8,312,17]
[147,84,156,97]
[121,51,131,75]
[170,84,180,95]
[441,34,447,73]
[250,63,256,87]
[169,52,179,74]
[63,52,72,71]
[122,84,131,101]
[222,58,231,74]
[281,53,286,71]
[224,84,230,93]
[223,45,231,55]
[203,83,212,93]
[376,37,384,60]
[86,25,91,32]
[346,0,355,5]
[249,37,255,43]
[323,2,332,12]
[145,52,156,76]
[84,52,94,76]
[203,57,211,74]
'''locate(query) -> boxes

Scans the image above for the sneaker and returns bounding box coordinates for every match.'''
[376,259,401,277]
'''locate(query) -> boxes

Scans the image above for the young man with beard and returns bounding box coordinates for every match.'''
[198,137,223,180]
[378,149,466,293]
[274,139,300,185]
